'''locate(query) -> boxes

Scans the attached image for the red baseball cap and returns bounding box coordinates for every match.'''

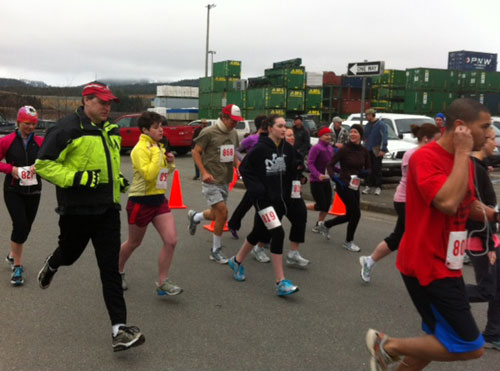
[82,82,120,103]
[222,104,243,121]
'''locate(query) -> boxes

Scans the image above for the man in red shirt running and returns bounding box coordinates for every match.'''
[366,98,495,370]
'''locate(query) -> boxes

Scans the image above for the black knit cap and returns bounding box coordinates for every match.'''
[350,124,364,138]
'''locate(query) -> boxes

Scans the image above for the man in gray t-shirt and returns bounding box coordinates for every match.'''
[188,104,241,264]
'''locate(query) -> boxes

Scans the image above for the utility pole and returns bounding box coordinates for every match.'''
[205,4,216,77]
[208,50,216,76]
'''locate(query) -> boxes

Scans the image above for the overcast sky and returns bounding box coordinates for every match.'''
[1,0,498,87]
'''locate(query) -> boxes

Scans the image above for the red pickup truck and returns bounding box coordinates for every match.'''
[115,113,195,155]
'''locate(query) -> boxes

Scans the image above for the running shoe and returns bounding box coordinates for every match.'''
[374,187,381,196]
[276,279,299,296]
[311,223,320,233]
[318,224,330,240]
[209,248,228,264]
[362,186,372,195]
[228,256,245,281]
[485,340,500,350]
[359,256,373,283]
[156,279,183,296]
[251,245,270,263]
[120,272,128,291]
[366,329,399,371]
[112,325,145,352]
[229,228,239,239]
[286,251,309,267]
[38,254,57,289]
[10,265,24,286]
[5,254,14,270]
[343,241,361,252]
[187,209,199,235]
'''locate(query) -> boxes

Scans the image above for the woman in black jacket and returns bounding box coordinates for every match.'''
[322,124,371,252]
[0,106,43,286]
[227,115,300,296]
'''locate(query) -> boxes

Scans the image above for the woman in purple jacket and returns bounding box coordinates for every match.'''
[307,127,334,239]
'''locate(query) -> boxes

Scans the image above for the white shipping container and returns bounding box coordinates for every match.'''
[157,85,199,98]
[306,72,323,87]
[147,107,168,117]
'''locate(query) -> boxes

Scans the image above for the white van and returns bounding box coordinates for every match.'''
[345,113,435,143]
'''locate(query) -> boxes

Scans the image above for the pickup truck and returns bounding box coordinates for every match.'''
[115,113,196,155]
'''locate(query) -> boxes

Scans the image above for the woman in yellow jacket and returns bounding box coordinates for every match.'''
[119,112,182,296]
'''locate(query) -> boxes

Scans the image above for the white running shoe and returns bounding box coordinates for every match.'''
[343,241,361,252]
[373,187,381,196]
[359,256,373,283]
[362,186,372,195]
[251,245,270,263]
[286,251,309,267]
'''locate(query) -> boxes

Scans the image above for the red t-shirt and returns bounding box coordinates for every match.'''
[396,142,476,286]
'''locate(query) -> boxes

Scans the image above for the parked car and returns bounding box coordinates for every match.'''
[488,123,500,166]
[0,113,15,137]
[35,119,57,136]
[492,116,500,130]
[345,113,435,143]
[115,114,196,155]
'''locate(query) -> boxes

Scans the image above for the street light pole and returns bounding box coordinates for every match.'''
[205,4,216,77]
[208,50,216,76]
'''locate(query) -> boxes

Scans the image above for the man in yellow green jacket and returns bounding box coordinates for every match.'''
[35,81,145,352]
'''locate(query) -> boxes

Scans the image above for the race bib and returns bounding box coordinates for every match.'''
[258,206,282,230]
[445,231,467,270]
[18,166,37,186]
[291,180,301,199]
[156,168,169,190]
[220,144,234,163]
[348,175,360,191]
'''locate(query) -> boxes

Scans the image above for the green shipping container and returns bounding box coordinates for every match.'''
[287,90,305,111]
[245,108,286,120]
[225,77,240,92]
[265,67,306,89]
[198,108,219,119]
[246,87,287,109]
[305,88,323,109]
[404,90,457,115]
[226,90,247,109]
[199,92,211,108]
[460,71,500,92]
[210,92,226,109]
[372,86,405,100]
[371,69,406,87]
[213,60,241,78]
[199,77,212,93]
[272,58,302,69]
[405,68,459,91]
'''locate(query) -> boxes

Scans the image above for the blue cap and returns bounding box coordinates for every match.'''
[435,113,445,120]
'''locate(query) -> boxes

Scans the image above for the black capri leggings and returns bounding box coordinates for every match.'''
[324,186,360,242]
[4,191,41,244]
[247,203,286,255]
[384,202,406,251]
[310,181,332,212]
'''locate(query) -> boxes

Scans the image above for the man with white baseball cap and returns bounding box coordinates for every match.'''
[188,104,241,263]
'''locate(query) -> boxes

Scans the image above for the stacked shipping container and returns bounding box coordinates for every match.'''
[198,60,242,119]
[371,70,405,113]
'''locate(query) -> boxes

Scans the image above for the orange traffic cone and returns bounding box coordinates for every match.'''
[168,170,187,209]
[203,220,230,232]
[229,167,239,191]
[329,192,346,216]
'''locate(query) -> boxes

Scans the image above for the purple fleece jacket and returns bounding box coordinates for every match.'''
[307,140,334,183]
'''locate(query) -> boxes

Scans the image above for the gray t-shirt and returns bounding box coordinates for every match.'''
[194,120,239,185]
